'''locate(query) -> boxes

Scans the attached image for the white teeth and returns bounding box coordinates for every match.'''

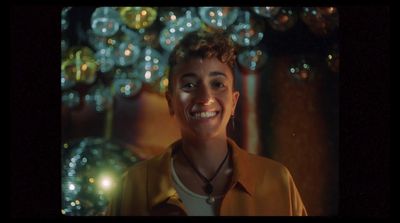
[192,111,217,119]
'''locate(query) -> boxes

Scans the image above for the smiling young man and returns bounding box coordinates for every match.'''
[106,30,307,216]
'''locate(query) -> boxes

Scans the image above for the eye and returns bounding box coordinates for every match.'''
[212,81,225,89]
[181,82,196,90]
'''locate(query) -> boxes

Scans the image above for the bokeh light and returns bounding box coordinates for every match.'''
[326,44,339,73]
[84,84,113,112]
[61,137,139,216]
[230,10,264,47]
[238,48,268,71]
[91,7,121,37]
[119,7,158,30]
[113,67,143,98]
[288,58,314,81]
[62,47,98,85]
[267,7,298,32]
[62,90,80,108]
[135,47,166,84]
[198,7,239,30]
[300,7,338,36]
[252,7,281,18]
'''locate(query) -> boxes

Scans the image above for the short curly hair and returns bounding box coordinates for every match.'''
[167,30,237,93]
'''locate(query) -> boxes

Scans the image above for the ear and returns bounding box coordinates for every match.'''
[231,91,240,116]
[165,91,175,116]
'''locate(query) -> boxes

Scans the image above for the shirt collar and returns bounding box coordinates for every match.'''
[147,138,255,210]
[227,138,255,196]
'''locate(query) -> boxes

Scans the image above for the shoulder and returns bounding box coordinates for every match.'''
[123,151,167,180]
[247,153,290,178]
[244,152,294,188]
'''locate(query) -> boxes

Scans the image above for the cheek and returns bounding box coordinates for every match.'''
[179,92,190,103]
[173,92,191,115]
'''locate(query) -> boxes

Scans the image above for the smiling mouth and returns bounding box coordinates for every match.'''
[189,111,220,120]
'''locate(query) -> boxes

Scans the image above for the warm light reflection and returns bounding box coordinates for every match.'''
[100,176,112,190]
[124,49,132,56]
[145,71,152,79]
[162,78,169,87]
[68,184,75,190]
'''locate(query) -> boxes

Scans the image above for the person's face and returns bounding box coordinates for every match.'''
[166,57,240,140]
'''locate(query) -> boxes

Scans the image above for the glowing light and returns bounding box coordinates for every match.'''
[162,78,169,87]
[68,184,75,191]
[63,143,69,149]
[71,201,76,206]
[145,71,152,79]
[100,176,113,190]
[89,178,95,183]
[81,64,88,71]
[124,49,132,56]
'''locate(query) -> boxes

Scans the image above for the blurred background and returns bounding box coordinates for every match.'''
[60,6,339,216]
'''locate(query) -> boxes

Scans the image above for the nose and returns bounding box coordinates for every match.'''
[195,84,214,105]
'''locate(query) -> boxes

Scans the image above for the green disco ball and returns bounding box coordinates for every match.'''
[61,137,139,216]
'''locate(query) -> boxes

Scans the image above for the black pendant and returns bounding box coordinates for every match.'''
[204,183,213,194]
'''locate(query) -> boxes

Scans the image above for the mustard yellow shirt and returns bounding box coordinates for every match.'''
[106,138,307,216]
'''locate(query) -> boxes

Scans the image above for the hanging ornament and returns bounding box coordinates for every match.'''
[267,7,298,32]
[90,7,121,37]
[62,47,98,85]
[326,44,339,73]
[230,10,264,47]
[300,7,338,36]
[159,23,186,52]
[62,90,80,108]
[61,7,72,31]
[111,26,141,67]
[84,84,113,112]
[252,7,281,18]
[317,7,339,29]
[61,70,76,90]
[118,7,157,30]
[87,29,114,51]
[112,68,143,98]
[176,8,202,33]
[288,58,314,81]
[237,47,268,71]
[95,47,114,73]
[136,26,160,49]
[198,7,239,30]
[61,35,69,57]
[158,7,185,25]
[112,42,140,67]
[61,137,139,216]
[135,47,166,84]
[150,74,169,95]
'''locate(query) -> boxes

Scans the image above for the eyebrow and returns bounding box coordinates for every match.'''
[209,71,227,78]
[179,71,227,80]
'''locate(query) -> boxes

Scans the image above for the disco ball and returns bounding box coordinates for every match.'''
[61,137,140,216]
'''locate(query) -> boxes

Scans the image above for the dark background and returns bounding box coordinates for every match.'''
[10,4,389,219]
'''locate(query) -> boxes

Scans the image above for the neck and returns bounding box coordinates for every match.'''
[179,136,229,178]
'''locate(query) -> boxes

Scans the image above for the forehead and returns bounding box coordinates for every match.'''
[172,57,234,80]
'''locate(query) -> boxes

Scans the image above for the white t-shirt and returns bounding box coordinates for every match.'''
[171,158,224,216]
